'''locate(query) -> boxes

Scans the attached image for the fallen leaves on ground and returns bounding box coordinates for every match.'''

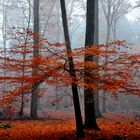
[0,113,140,140]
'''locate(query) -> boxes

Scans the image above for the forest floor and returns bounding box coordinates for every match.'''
[0,112,140,140]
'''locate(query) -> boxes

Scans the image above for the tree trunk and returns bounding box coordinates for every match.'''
[94,93,102,118]
[102,93,106,113]
[2,0,7,94]
[30,0,39,120]
[112,20,117,41]
[102,3,111,113]
[94,0,102,118]
[106,20,111,44]
[60,0,85,138]
[19,91,24,119]
[84,0,100,130]
[19,1,31,119]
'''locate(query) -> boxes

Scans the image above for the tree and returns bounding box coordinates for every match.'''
[94,0,102,118]
[101,0,131,113]
[0,30,140,133]
[101,0,131,42]
[19,0,32,119]
[2,0,7,93]
[30,0,39,120]
[84,0,100,130]
[0,0,33,119]
[60,0,85,138]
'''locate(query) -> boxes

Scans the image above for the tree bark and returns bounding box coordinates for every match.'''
[60,0,85,138]
[94,0,102,118]
[102,93,107,113]
[30,0,39,120]
[102,1,111,114]
[2,0,7,95]
[84,0,100,130]
[94,92,102,118]
[112,20,117,41]
[106,20,111,44]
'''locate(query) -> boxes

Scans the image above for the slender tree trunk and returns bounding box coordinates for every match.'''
[19,1,31,119]
[106,0,111,44]
[102,93,106,113]
[112,20,117,41]
[30,0,39,120]
[106,20,111,44]
[94,92,102,118]
[102,2,111,113]
[102,21,111,114]
[55,3,60,110]
[19,91,24,118]
[2,0,7,94]
[60,0,85,138]
[84,0,100,130]
[94,0,102,118]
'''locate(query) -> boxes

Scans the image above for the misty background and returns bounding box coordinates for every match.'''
[0,0,140,119]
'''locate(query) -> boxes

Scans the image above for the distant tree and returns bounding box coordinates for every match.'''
[0,0,33,119]
[19,0,32,119]
[101,0,131,113]
[94,0,102,118]
[101,0,131,42]
[1,0,8,100]
[30,0,39,120]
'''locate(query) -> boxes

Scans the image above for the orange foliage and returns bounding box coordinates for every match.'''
[0,30,140,107]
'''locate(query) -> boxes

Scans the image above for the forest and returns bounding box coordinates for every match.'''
[0,0,140,139]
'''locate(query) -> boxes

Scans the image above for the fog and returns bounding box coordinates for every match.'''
[0,0,140,121]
